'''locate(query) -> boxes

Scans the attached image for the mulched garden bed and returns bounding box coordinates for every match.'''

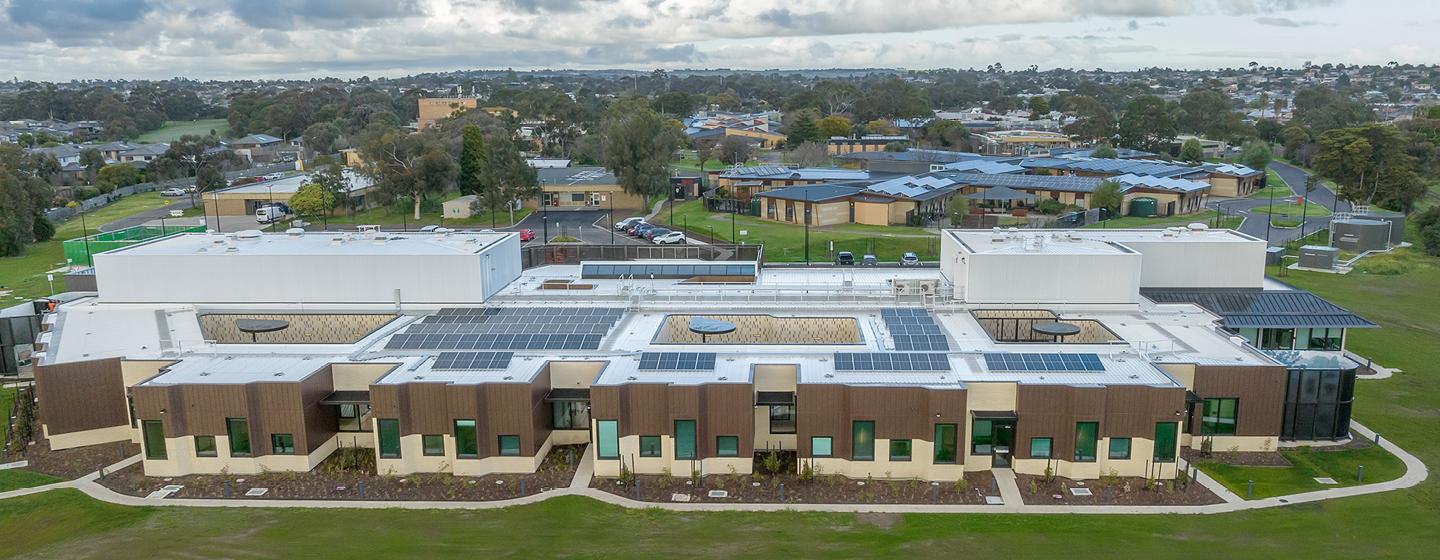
[1016,473,1224,506]
[98,444,585,501]
[1182,448,1292,467]
[591,471,997,505]
[11,438,138,480]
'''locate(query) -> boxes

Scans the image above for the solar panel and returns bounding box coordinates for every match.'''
[432,351,514,370]
[983,353,1105,372]
[637,352,717,371]
[833,352,950,371]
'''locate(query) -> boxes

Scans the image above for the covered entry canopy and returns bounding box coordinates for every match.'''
[961,186,1038,203]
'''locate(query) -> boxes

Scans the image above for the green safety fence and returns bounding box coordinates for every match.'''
[62,223,207,266]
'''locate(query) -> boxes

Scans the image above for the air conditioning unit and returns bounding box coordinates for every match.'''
[891,279,939,295]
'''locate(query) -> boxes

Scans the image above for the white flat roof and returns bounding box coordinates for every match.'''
[141,354,332,385]
[104,231,513,257]
[948,230,1134,255]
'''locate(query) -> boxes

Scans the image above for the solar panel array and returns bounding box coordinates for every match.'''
[833,352,950,372]
[385,307,623,351]
[881,308,950,351]
[983,353,1105,372]
[432,351,514,370]
[638,352,717,371]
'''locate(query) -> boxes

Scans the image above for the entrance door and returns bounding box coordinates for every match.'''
[991,420,1016,468]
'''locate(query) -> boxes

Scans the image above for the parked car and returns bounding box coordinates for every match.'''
[900,252,920,266]
[643,227,671,240]
[614,217,646,230]
[418,225,440,232]
[518,228,536,242]
[861,254,878,266]
[160,187,186,197]
[836,251,854,266]
[631,223,657,237]
[254,203,291,224]
[652,231,686,245]
[263,172,284,181]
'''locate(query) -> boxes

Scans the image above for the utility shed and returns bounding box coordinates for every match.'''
[93,230,521,304]
[942,230,1142,304]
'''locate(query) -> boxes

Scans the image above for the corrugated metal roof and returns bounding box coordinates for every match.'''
[1140,288,1377,329]
[941,159,1028,174]
[1113,173,1212,193]
[951,173,1104,193]
[756,184,864,202]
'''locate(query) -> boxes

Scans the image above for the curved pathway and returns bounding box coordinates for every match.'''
[1,422,1424,515]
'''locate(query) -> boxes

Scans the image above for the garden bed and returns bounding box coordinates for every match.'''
[1015,473,1224,506]
[98,444,585,501]
[1181,448,1292,467]
[12,438,138,480]
[591,470,996,505]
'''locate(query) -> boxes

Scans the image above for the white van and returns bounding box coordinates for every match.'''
[255,204,290,224]
[263,172,284,181]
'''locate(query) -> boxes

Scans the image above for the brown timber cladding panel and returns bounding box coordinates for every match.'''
[590,383,754,459]
[1192,364,1287,437]
[34,357,131,435]
[1104,385,1185,438]
[797,385,968,461]
[371,375,553,458]
[1015,385,1104,461]
[131,366,336,457]
[701,384,754,457]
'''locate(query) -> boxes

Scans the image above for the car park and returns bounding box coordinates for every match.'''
[643,227,671,240]
[836,251,854,266]
[631,223,656,237]
[652,231,686,244]
[614,217,645,230]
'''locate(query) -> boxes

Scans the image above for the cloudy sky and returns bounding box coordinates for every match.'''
[1,0,1436,81]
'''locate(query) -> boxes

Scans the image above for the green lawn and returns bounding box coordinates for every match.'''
[1083,210,1241,230]
[672,153,747,173]
[1249,169,1293,200]
[0,470,62,493]
[132,119,228,143]
[651,200,939,262]
[1197,444,1405,500]
[1253,201,1332,218]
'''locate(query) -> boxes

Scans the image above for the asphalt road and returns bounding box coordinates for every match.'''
[1270,161,1352,214]
[98,194,200,232]
[517,209,651,245]
[1207,162,1341,246]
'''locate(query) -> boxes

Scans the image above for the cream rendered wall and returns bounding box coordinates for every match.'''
[548,361,604,389]
[142,433,338,477]
[604,434,754,478]
[1011,437,1179,480]
[375,433,552,476]
[964,252,1142,304]
[333,363,398,390]
[853,202,890,226]
[809,439,965,481]
[753,407,797,451]
[963,382,1016,472]
[1189,435,1278,453]
[1120,237,1266,289]
[44,424,135,450]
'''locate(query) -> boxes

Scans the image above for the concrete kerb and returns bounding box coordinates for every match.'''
[5,421,1427,514]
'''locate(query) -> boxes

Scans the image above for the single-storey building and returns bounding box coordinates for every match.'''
[203,170,377,217]
[714,166,870,201]
[528,166,646,212]
[826,135,909,156]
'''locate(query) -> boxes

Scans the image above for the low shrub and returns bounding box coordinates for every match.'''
[1355,254,1412,275]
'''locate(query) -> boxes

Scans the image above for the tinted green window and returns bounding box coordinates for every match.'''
[454,419,478,458]
[1202,398,1239,435]
[271,433,295,455]
[498,435,521,456]
[889,439,912,461]
[1108,437,1131,460]
[674,420,697,460]
[378,418,401,458]
[194,435,217,457]
[596,420,619,459]
[811,436,833,457]
[717,436,739,457]
[1030,437,1052,459]
[552,401,589,429]
[852,421,875,461]
[971,419,993,454]
[934,424,958,464]
[422,434,444,456]
[142,420,166,460]
[1153,422,1178,462]
[639,435,662,457]
[226,418,251,457]
[1074,422,1098,462]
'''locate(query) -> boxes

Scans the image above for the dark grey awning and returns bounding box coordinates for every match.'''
[320,390,370,405]
[1140,288,1376,329]
[755,391,796,406]
[971,410,1018,420]
[546,388,591,401]
[1185,390,1204,405]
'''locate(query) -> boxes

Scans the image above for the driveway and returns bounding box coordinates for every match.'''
[515,209,650,245]
[1206,163,1339,246]
[1269,161,1352,214]
[98,195,200,232]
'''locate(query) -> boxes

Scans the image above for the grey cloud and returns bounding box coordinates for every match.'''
[582,43,705,64]
[1127,20,1140,30]
[3,0,154,46]
[1255,16,1308,27]
[228,0,425,30]
[497,0,594,13]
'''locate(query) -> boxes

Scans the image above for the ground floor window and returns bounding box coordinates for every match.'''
[639,435,662,457]
[889,439,912,461]
[675,420,697,460]
[769,405,796,434]
[1296,328,1343,351]
[596,420,619,459]
[271,433,295,455]
[378,419,401,458]
[717,436,739,457]
[1108,437,1131,460]
[1154,422,1178,462]
[338,403,371,432]
[422,434,444,456]
[1282,368,1355,440]
[194,435,217,458]
[498,435,521,456]
[226,418,251,457]
[1201,398,1239,436]
[852,421,875,461]
[552,401,590,430]
[934,424,958,464]
[971,419,993,455]
[1074,422,1098,462]
[142,420,166,460]
[455,420,478,458]
[811,436,833,457]
[1030,437,1052,459]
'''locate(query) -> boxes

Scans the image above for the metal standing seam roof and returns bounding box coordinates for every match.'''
[755,184,865,202]
[1206,163,1262,177]
[950,173,1103,193]
[941,160,1028,174]
[719,166,869,181]
[1139,288,1377,329]
[1113,173,1212,193]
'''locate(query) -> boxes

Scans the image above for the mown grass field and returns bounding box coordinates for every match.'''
[652,199,940,262]
[1197,444,1406,500]
[0,192,173,301]
[132,119,227,143]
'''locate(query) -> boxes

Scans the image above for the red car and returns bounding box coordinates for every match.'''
[518,228,536,242]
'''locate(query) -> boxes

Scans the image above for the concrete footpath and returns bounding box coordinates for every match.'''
[1,421,1425,515]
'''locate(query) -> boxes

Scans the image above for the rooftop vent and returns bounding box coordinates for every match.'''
[236,229,263,239]
[1187,223,1209,231]
[284,228,304,237]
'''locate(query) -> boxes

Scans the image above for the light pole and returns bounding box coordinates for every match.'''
[608,196,614,245]
[266,184,276,232]
[803,185,810,264]
[78,206,91,266]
